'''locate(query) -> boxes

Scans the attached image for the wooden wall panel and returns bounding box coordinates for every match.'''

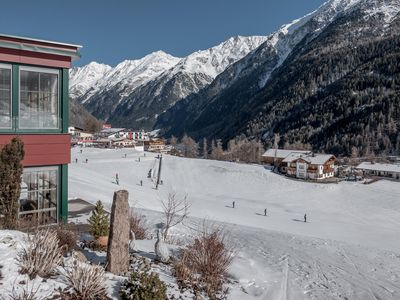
[0,134,70,166]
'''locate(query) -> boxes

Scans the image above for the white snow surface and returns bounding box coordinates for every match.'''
[68,148,400,299]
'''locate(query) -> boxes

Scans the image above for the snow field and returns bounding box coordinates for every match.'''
[69,147,400,299]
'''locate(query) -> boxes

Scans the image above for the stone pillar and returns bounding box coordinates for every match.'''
[106,190,130,275]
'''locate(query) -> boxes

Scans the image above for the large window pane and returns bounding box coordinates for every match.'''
[19,68,59,129]
[19,167,58,225]
[0,67,11,128]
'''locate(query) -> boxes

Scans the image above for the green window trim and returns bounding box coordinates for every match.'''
[0,62,69,134]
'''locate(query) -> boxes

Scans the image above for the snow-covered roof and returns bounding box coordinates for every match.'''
[99,128,125,134]
[283,153,335,165]
[356,162,400,173]
[262,149,311,159]
[301,154,335,165]
[282,152,306,163]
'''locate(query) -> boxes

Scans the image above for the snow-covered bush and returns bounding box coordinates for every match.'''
[62,259,108,300]
[174,224,235,298]
[129,212,149,240]
[17,229,63,279]
[120,265,166,300]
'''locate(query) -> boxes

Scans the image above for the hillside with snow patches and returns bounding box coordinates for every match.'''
[68,148,400,299]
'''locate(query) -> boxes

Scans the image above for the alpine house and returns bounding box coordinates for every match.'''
[0,34,81,225]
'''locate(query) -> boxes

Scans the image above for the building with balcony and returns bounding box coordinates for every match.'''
[0,34,81,225]
[262,148,336,180]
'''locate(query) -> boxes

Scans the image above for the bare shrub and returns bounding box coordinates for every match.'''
[129,212,149,240]
[17,229,63,279]
[161,192,190,241]
[54,224,77,255]
[62,259,108,300]
[174,222,235,299]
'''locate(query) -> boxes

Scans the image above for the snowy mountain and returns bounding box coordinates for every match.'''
[156,0,400,156]
[69,62,112,99]
[69,36,267,129]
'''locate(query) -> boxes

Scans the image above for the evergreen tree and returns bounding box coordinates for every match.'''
[0,137,25,229]
[88,201,110,237]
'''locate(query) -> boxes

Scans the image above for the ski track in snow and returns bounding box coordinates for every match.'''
[69,148,400,299]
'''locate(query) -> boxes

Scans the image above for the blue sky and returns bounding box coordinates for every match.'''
[1,0,326,66]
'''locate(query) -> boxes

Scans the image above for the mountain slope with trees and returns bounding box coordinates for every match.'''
[156,0,400,156]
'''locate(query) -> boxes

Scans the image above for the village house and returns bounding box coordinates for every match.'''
[69,126,94,146]
[356,162,400,180]
[0,34,81,224]
[144,139,167,153]
[262,149,311,172]
[262,149,336,180]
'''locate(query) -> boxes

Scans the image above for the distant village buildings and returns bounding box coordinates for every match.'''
[69,126,169,153]
[262,149,336,180]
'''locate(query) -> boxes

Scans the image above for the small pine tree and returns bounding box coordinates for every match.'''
[120,268,167,300]
[0,137,25,229]
[88,201,110,237]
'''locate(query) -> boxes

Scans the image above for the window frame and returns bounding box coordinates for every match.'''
[19,165,59,224]
[18,66,60,130]
[0,63,12,129]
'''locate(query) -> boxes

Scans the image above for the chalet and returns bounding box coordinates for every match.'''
[0,34,81,224]
[262,149,311,172]
[144,139,167,153]
[262,149,336,180]
[69,126,94,145]
[112,138,135,148]
[356,162,400,180]
[286,154,336,180]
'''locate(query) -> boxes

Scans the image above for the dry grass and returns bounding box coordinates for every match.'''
[174,222,235,299]
[62,259,108,300]
[53,225,78,255]
[129,212,149,240]
[17,229,63,279]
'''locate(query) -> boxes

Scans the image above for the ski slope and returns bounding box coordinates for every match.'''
[69,148,400,299]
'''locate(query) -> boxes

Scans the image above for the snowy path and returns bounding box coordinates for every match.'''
[69,148,400,299]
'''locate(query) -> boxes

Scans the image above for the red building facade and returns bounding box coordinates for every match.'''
[0,34,81,224]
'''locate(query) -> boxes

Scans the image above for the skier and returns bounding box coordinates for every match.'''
[124,153,127,158]
[85,158,88,163]
[232,201,235,208]
[80,149,82,154]
[75,158,78,163]
[140,180,143,186]
[264,208,267,216]
[304,213,307,223]
[138,157,140,162]
[116,173,119,185]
